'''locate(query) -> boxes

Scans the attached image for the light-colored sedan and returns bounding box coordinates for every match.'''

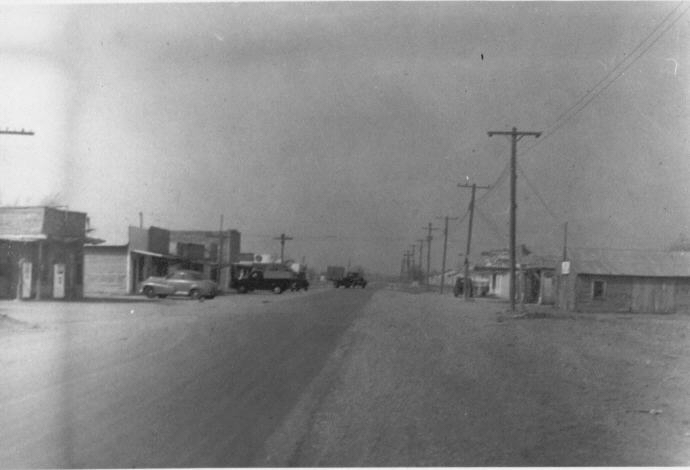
[140,270,218,300]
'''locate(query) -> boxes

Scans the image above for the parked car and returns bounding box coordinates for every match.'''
[453,277,473,297]
[140,270,218,300]
[335,272,367,288]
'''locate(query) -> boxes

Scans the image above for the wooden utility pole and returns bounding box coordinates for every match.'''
[423,223,439,289]
[0,128,34,137]
[436,215,459,294]
[217,214,224,286]
[458,181,490,301]
[417,239,424,278]
[562,221,569,261]
[273,233,293,263]
[488,127,541,312]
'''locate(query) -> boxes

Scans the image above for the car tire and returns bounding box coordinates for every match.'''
[144,286,156,299]
[189,289,200,300]
[157,294,168,298]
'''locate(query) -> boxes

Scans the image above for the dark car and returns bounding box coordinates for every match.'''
[453,277,473,297]
[335,272,367,288]
[140,270,218,300]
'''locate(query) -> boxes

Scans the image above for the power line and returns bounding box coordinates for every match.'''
[516,162,562,223]
[554,2,684,127]
[474,206,508,243]
[520,2,690,157]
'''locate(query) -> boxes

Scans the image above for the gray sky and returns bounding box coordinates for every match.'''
[0,2,688,274]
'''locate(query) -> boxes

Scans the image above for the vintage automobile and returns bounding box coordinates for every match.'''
[335,272,367,288]
[453,277,473,297]
[140,270,218,300]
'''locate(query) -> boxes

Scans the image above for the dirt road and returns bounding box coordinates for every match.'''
[2,286,689,466]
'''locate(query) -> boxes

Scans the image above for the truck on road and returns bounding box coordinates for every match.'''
[335,271,367,288]
[231,263,296,294]
[327,266,367,288]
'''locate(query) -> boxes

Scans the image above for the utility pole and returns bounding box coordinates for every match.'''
[488,127,541,312]
[458,181,490,301]
[0,128,34,137]
[562,221,569,261]
[273,233,293,263]
[417,239,425,281]
[217,214,224,287]
[403,250,412,281]
[436,215,459,294]
[422,223,439,289]
[2,126,35,300]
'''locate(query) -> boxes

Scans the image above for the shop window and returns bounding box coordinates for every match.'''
[592,280,606,300]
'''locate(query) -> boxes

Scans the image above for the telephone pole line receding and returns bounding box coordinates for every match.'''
[488,127,541,312]
[273,233,293,263]
[436,215,459,294]
[422,223,439,289]
[458,180,490,301]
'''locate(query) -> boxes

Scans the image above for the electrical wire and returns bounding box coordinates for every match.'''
[520,2,690,157]
[516,162,562,223]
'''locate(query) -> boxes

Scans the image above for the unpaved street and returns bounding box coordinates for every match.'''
[2,286,689,467]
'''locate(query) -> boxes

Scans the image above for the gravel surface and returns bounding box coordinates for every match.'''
[260,288,690,466]
[2,287,689,467]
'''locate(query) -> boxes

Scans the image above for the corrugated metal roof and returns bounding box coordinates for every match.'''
[568,249,690,277]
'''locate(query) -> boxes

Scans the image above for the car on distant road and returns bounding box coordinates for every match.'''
[140,270,218,300]
[335,272,367,288]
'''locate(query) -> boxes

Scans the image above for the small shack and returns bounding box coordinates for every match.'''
[556,249,690,314]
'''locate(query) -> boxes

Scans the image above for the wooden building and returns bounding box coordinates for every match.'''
[84,226,242,296]
[0,206,94,300]
[556,249,690,314]
[84,226,178,296]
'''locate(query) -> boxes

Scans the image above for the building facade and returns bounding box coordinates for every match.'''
[84,226,179,296]
[0,206,92,300]
[84,226,241,296]
[169,230,241,291]
[556,249,690,314]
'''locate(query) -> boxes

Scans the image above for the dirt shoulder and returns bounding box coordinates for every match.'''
[260,288,690,466]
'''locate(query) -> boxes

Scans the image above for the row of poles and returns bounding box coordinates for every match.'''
[401,127,541,312]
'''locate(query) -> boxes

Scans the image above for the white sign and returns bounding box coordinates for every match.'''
[53,264,66,299]
[21,261,32,299]
[561,261,571,275]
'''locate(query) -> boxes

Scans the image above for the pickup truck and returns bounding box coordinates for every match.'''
[335,272,367,289]
[231,264,296,294]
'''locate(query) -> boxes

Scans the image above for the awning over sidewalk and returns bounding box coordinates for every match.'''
[131,249,180,260]
[0,234,48,242]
